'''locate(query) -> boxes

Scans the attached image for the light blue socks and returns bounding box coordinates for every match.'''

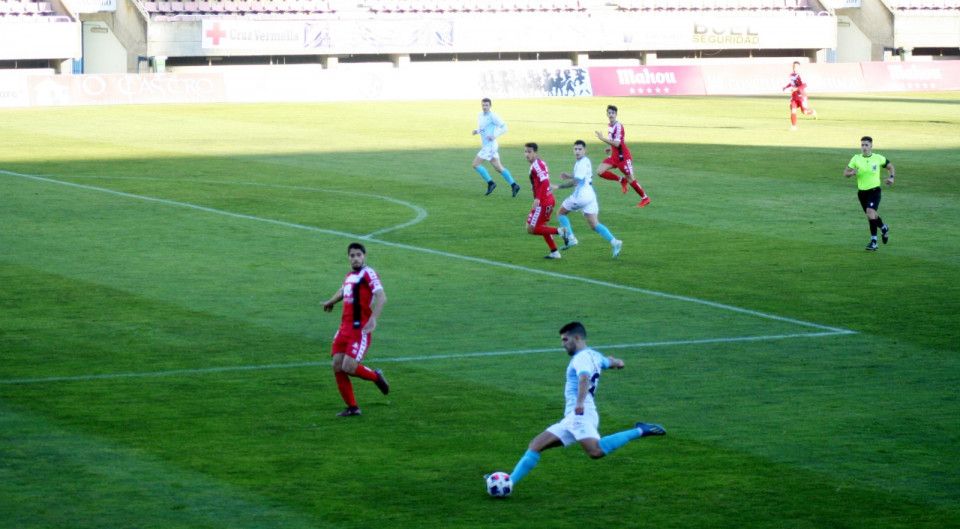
[594,223,615,242]
[510,449,541,485]
[500,168,516,185]
[598,428,641,455]
[559,215,573,236]
[475,165,493,182]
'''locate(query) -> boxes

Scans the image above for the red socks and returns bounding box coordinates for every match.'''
[630,180,646,198]
[791,113,798,126]
[542,235,558,252]
[353,364,379,381]
[335,371,357,407]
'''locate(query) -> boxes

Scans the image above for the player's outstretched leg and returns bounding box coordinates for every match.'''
[597,422,666,455]
[510,449,541,485]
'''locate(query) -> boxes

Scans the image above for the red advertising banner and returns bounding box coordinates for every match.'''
[588,66,706,97]
[860,61,960,92]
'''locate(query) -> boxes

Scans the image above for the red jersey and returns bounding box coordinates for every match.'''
[528,158,554,203]
[784,73,806,93]
[338,266,383,331]
[607,121,632,161]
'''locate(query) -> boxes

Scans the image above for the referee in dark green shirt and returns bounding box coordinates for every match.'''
[844,136,896,251]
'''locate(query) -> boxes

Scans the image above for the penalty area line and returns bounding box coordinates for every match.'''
[0,330,854,385]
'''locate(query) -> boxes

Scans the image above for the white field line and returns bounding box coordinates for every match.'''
[0,331,854,385]
[1,169,856,335]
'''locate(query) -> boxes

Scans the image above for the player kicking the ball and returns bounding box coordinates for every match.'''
[498,322,665,492]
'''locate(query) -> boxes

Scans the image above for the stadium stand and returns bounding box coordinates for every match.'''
[142,0,336,21]
[884,0,960,9]
[363,0,586,13]
[614,0,816,11]
[0,0,63,18]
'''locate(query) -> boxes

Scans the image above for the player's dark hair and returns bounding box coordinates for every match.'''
[861,136,873,144]
[481,97,492,104]
[347,242,366,254]
[574,139,586,148]
[525,142,539,152]
[607,104,618,114]
[559,321,587,339]
[792,61,801,67]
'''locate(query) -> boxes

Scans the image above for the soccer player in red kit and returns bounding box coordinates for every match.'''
[783,61,817,130]
[524,142,563,259]
[595,104,650,208]
[322,242,390,417]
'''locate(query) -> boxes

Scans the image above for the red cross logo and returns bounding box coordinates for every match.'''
[206,23,227,46]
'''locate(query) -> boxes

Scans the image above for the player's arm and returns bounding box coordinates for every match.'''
[322,289,343,312]
[362,288,386,333]
[552,173,575,190]
[843,162,857,178]
[884,161,895,185]
[606,356,625,369]
[574,373,590,415]
[594,130,614,147]
[492,115,508,139]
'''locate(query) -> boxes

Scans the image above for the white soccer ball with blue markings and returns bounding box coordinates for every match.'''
[485,471,512,498]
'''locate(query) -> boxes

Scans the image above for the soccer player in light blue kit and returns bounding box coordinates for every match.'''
[471,98,520,197]
[553,140,624,258]
[504,322,665,492]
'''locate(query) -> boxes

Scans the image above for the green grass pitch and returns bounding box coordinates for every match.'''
[1,93,959,528]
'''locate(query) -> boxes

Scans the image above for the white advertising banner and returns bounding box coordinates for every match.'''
[198,14,834,55]
[201,19,454,53]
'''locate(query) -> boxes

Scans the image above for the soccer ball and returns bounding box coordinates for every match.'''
[485,471,513,498]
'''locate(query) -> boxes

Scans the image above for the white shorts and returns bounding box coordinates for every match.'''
[561,193,599,216]
[546,409,601,446]
[476,143,500,161]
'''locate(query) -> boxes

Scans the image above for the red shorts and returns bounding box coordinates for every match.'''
[602,156,634,177]
[790,91,809,109]
[527,199,555,227]
[331,328,372,361]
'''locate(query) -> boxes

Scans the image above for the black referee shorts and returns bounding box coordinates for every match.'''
[857,187,882,212]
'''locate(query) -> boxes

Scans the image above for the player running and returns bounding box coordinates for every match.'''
[783,61,817,131]
[553,140,624,258]
[498,322,666,493]
[322,242,391,417]
[524,142,563,259]
[472,98,521,197]
[595,104,650,208]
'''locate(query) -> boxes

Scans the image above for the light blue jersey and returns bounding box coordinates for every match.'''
[571,156,594,201]
[563,348,610,416]
[477,111,507,148]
